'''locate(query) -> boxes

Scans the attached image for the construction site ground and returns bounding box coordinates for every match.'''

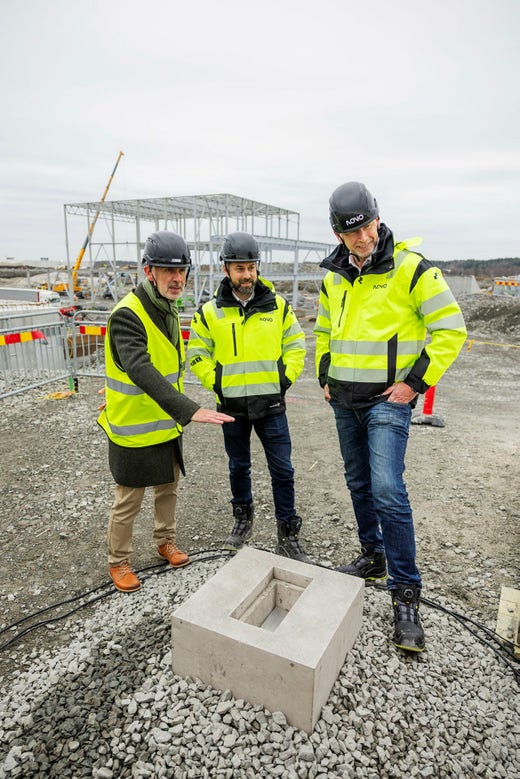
[0,292,519,678]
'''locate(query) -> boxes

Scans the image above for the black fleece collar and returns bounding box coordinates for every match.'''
[215,276,275,310]
[320,222,396,279]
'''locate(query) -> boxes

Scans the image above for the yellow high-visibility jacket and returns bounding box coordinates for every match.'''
[314,225,467,409]
[98,292,184,447]
[188,277,305,419]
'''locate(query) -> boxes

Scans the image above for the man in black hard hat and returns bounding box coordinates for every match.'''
[98,231,234,592]
[188,232,310,562]
[315,182,467,652]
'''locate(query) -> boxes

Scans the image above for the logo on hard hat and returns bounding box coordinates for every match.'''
[344,214,365,227]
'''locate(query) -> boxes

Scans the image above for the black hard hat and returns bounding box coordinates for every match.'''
[220,232,260,263]
[142,231,192,268]
[329,182,379,233]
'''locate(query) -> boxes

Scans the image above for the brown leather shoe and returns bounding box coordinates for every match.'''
[109,562,141,592]
[157,541,190,568]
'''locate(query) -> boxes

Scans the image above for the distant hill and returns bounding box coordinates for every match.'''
[2,257,520,284]
[437,257,520,279]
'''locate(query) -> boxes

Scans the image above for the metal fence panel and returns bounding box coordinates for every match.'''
[68,309,110,381]
[0,308,112,399]
[0,307,189,399]
[0,311,71,398]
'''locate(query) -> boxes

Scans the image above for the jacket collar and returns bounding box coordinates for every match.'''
[320,222,395,279]
[215,276,275,309]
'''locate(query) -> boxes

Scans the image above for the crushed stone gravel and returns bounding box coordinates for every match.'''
[1,558,519,779]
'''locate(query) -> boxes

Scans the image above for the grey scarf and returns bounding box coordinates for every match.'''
[142,278,179,345]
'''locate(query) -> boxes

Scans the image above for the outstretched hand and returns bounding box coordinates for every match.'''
[191,408,235,425]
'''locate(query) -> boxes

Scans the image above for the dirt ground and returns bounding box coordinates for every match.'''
[0,293,519,679]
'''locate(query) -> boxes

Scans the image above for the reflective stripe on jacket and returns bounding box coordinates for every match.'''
[188,278,305,419]
[314,233,467,408]
[98,293,184,447]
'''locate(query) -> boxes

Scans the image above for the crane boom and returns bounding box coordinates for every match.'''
[58,150,125,295]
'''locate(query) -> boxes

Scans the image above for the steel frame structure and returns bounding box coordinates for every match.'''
[63,193,333,306]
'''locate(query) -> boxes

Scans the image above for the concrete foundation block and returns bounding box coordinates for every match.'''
[171,547,364,733]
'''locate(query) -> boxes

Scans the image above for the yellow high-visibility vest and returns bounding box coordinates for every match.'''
[98,293,184,448]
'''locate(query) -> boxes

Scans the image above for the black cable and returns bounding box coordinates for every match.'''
[420,594,519,666]
[2,549,519,684]
[430,605,520,681]
[371,582,519,679]
[246,549,520,678]
[253,550,520,672]
[0,562,167,640]
[0,591,114,652]
[0,549,232,652]
[0,547,231,638]
[421,592,516,648]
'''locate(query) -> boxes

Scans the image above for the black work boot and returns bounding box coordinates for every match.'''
[276,516,311,563]
[223,503,254,552]
[336,546,387,580]
[391,583,425,653]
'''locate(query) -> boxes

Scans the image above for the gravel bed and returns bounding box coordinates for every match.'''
[0,556,519,779]
[1,294,519,777]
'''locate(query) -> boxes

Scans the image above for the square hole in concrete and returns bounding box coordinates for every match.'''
[230,566,311,632]
[172,548,364,732]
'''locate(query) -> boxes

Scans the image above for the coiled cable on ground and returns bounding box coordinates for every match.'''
[0,549,231,653]
[1,548,518,683]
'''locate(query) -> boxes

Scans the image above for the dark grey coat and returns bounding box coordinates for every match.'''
[103,284,200,488]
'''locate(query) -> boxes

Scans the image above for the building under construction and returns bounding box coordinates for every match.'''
[63,193,334,307]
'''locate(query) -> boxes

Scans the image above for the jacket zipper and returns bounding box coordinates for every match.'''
[338,290,347,328]
[231,323,237,357]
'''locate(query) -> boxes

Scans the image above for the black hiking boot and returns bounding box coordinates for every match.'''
[223,503,254,552]
[276,516,311,563]
[336,546,387,580]
[391,583,425,653]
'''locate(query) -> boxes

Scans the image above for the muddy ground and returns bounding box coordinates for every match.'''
[0,293,519,680]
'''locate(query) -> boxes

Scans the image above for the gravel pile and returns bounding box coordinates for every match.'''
[1,557,518,779]
[458,294,520,339]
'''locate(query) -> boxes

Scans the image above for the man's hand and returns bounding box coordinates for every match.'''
[323,383,331,402]
[381,382,418,404]
[190,408,235,425]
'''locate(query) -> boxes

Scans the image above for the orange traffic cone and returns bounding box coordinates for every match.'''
[411,386,445,427]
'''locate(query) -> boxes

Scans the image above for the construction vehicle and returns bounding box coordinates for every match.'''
[0,286,61,304]
[54,150,125,296]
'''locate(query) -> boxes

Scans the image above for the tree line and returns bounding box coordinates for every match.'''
[438,257,520,278]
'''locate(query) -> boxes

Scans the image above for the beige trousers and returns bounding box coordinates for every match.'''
[107,463,180,566]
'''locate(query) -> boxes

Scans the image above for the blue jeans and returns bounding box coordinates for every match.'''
[331,400,421,589]
[222,412,295,524]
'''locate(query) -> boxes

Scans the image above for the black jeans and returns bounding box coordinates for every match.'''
[222,412,295,523]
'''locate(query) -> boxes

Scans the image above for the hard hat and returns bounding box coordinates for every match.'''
[329,182,379,234]
[142,231,192,268]
[220,232,260,264]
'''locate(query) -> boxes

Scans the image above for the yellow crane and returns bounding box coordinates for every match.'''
[54,150,125,295]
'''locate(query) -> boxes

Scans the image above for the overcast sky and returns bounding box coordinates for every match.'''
[1,0,518,265]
